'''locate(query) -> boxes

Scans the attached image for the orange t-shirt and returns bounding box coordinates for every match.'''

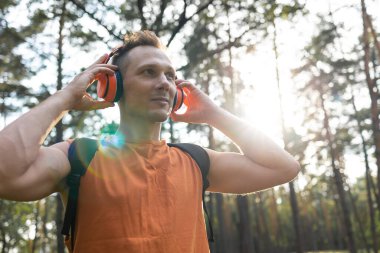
[65,140,209,253]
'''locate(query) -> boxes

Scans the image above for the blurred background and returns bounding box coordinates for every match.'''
[0,0,379,252]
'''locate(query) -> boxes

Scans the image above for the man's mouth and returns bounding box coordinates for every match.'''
[151,97,170,104]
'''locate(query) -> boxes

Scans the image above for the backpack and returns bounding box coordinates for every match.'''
[61,137,214,251]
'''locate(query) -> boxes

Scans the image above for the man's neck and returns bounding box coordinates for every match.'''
[116,117,162,144]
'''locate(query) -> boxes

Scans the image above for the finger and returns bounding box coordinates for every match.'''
[175,79,186,85]
[177,81,197,91]
[87,64,118,75]
[92,101,115,110]
[88,54,109,68]
[93,67,117,78]
[170,113,180,122]
[93,63,119,70]
[86,67,117,88]
[92,65,121,82]
[170,111,188,122]
[82,93,115,110]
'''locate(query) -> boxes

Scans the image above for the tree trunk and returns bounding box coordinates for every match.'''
[253,193,270,252]
[361,0,380,63]
[207,115,216,253]
[252,195,262,253]
[272,18,303,253]
[346,185,370,253]
[0,227,7,253]
[1,91,6,126]
[207,193,216,253]
[55,194,65,253]
[269,188,283,252]
[350,87,378,253]
[215,194,226,253]
[360,0,380,201]
[223,196,236,253]
[289,181,303,252]
[237,195,254,253]
[331,190,344,250]
[220,3,255,252]
[318,89,356,253]
[313,193,327,250]
[365,167,378,253]
[320,194,334,249]
[41,198,49,253]
[55,1,67,252]
[31,201,41,253]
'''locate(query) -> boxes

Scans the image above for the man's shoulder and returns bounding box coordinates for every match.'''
[168,143,210,189]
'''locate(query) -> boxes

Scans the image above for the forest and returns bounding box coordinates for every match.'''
[0,0,380,252]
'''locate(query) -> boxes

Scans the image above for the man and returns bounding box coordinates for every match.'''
[0,30,300,252]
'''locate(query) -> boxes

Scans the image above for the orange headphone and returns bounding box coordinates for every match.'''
[96,48,186,112]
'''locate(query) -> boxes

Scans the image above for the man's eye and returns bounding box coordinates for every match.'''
[143,69,155,76]
[166,73,175,80]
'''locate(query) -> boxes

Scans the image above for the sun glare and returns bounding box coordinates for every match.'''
[233,46,301,147]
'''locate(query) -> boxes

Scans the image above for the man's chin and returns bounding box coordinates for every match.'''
[148,111,170,122]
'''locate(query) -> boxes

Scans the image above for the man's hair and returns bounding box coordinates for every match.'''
[111,30,165,67]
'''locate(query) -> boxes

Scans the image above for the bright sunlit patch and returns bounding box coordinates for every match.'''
[233,48,285,146]
[232,41,304,148]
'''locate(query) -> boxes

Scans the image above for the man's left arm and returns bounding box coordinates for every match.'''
[204,109,300,194]
[171,81,300,194]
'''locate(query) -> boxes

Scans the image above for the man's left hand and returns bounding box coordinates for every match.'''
[170,80,219,124]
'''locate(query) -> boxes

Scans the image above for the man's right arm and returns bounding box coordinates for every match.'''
[0,54,117,201]
[0,141,71,201]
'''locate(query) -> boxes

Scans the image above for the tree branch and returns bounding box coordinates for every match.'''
[137,0,147,29]
[176,25,252,72]
[152,0,169,35]
[166,0,214,47]
[365,13,380,64]
[68,0,123,41]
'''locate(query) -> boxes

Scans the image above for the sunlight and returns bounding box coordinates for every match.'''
[233,44,300,147]
[233,45,365,185]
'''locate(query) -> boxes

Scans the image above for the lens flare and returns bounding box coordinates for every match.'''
[100,132,125,148]
[85,132,127,178]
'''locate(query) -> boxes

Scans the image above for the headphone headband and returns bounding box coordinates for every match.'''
[103,46,124,64]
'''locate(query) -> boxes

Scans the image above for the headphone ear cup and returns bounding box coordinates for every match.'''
[103,74,117,102]
[113,71,123,102]
[172,87,184,112]
[97,74,109,99]
[97,71,124,102]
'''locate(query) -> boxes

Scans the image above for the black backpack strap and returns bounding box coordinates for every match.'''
[168,143,214,243]
[61,138,99,251]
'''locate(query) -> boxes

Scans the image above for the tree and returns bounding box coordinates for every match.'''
[293,19,358,252]
[360,0,380,201]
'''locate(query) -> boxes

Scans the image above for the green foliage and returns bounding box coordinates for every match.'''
[100,121,119,135]
[0,200,34,252]
[0,1,49,81]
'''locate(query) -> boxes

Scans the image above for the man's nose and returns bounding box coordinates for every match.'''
[156,73,170,90]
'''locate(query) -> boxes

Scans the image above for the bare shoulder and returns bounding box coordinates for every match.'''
[0,140,72,201]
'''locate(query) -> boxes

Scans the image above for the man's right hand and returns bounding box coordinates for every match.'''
[63,54,118,111]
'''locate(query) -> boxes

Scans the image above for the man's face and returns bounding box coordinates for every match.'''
[118,46,177,122]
